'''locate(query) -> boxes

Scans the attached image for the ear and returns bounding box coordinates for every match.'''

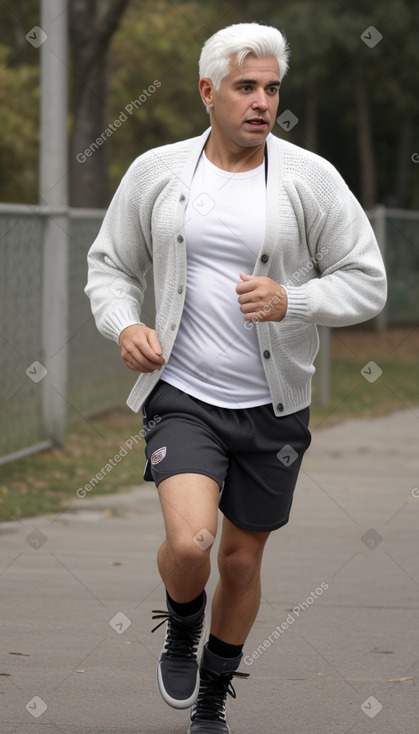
[199,77,214,110]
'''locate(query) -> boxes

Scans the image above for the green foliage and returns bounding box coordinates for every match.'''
[107,0,212,192]
[253,0,419,206]
[0,45,39,202]
[0,0,418,207]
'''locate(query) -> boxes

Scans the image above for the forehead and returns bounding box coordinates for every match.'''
[227,53,280,81]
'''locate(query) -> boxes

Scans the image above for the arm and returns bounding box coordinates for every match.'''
[85,160,152,342]
[85,160,164,370]
[284,172,387,327]
[237,165,386,327]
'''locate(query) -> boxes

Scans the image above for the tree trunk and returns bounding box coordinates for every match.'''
[354,57,377,209]
[70,52,109,207]
[69,0,131,208]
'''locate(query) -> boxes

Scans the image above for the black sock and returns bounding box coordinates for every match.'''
[166,590,205,617]
[208,633,243,659]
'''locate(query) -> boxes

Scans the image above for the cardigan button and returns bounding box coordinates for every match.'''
[263,350,271,359]
[177,235,184,243]
[170,323,177,330]
[179,194,186,202]
[277,403,284,412]
[177,286,183,294]
[261,253,269,263]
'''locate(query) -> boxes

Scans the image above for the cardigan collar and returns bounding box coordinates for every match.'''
[181,126,279,191]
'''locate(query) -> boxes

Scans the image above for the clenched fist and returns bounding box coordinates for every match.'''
[236,273,288,322]
[119,324,165,373]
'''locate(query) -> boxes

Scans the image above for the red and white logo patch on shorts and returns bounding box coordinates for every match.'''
[151,446,167,465]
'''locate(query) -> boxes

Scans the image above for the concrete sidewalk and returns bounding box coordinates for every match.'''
[1,408,419,734]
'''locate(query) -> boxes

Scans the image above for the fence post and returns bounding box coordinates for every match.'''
[316,325,331,406]
[370,204,387,333]
[40,0,69,444]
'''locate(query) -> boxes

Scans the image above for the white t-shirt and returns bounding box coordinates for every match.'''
[161,151,272,408]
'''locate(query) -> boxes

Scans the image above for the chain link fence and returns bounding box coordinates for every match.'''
[0,204,418,464]
[0,205,140,464]
[66,211,137,421]
[382,209,419,325]
[0,210,46,457]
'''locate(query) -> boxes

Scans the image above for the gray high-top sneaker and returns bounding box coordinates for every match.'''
[151,591,206,709]
[187,643,249,733]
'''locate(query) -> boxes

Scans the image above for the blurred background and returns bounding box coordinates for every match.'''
[0,0,418,519]
[1,0,419,209]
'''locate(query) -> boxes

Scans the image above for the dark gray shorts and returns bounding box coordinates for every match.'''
[142,380,311,532]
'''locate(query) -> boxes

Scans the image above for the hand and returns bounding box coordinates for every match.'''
[119,324,165,372]
[236,273,288,323]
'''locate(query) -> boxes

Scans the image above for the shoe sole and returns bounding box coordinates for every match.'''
[187,723,231,733]
[157,616,206,709]
[156,616,207,709]
[157,660,200,709]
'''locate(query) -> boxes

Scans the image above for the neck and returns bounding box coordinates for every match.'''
[204,131,266,172]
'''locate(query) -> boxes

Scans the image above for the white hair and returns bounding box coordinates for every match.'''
[199,22,290,90]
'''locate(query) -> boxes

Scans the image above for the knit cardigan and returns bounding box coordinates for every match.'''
[85,127,387,416]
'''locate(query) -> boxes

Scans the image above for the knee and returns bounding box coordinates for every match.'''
[169,537,212,570]
[218,547,261,585]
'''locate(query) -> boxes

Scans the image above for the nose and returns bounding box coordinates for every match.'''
[251,89,268,111]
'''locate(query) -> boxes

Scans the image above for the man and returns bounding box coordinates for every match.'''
[85,22,387,734]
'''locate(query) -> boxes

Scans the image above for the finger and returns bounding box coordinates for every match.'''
[243,312,264,323]
[147,330,164,359]
[122,354,161,372]
[236,279,258,295]
[122,345,163,372]
[132,336,164,365]
[237,290,261,305]
[239,301,266,315]
[239,272,253,281]
[122,354,143,371]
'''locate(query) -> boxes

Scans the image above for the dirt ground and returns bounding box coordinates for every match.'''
[330,325,419,362]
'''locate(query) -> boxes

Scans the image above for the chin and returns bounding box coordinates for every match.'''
[241,134,268,146]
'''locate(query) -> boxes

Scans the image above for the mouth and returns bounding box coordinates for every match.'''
[244,118,269,128]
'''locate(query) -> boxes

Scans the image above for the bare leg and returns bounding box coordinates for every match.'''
[157,473,219,603]
[210,515,270,644]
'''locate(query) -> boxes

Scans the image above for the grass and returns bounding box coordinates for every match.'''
[1,326,418,523]
[0,410,145,522]
[311,359,418,429]
[311,324,419,428]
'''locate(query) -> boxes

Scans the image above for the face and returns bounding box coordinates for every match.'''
[200,53,281,150]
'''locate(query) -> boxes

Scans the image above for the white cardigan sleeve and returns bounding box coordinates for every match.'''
[85,160,153,343]
[285,164,387,327]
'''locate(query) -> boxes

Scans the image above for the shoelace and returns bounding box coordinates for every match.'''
[151,610,203,658]
[191,669,249,722]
